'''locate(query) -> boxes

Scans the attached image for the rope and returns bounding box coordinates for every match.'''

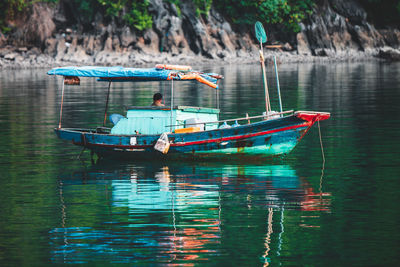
[317,119,325,199]
[317,120,325,165]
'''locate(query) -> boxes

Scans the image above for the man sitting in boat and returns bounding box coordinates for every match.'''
[151,93,164,107]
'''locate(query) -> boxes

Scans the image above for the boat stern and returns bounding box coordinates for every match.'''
[54,128,90,146]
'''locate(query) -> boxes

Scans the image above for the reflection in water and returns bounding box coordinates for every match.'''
[50,162,330,265]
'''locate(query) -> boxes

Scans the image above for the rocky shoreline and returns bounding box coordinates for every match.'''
[1,0,400,69]
[1,44,399,70]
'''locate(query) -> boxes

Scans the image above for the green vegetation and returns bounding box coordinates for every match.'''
[71,0,152,30]
[0,0,28,33]
[123,1,153,31]
[193,0,213,18]
[163,0,212,18]
[362,0,400,26]
[214,0,315,32]
[0,0,57,32]
[0,0,319,34]
[162,0,314,32]
[1,0,399,35]
[72,0,97,26]
[97,0,152,30]
[164,0,181,16]
[0,0,152,32]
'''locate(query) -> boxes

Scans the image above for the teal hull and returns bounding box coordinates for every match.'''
[55,112,329,158]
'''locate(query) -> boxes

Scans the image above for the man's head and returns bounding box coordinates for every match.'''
[153,93,163,102]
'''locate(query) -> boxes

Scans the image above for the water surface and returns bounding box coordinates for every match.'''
[0,62,399,266]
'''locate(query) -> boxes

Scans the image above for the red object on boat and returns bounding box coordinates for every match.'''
[295,111,331,122]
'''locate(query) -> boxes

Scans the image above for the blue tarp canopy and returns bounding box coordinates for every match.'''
[47,66,221,88]
[48,66,171,80]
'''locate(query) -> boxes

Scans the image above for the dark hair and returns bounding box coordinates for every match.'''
[153,93,163,101]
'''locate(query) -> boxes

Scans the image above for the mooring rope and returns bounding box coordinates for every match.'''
[317,120,325,165]
[317,119,325,197]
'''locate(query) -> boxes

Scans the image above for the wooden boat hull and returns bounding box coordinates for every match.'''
[55,112,329,158]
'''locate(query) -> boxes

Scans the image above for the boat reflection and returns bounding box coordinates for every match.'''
[50,161,331,264]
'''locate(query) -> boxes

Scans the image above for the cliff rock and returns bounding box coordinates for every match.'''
[12,2,56,48]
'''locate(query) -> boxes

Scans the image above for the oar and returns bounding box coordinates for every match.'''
[255,21,271,114]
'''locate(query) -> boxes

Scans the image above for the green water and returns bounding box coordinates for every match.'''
[0,62,399,266]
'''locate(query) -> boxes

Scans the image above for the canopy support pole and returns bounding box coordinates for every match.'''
[216,89,219,110]
[58,77,65,129]
[103,81,112,127]
[170,79,174,132]
[216,80,220,110]
[273,56,283,116]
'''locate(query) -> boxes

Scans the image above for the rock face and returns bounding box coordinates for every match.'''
[378,47,400,61]
[299,0,395,59]
[1,0,400,68]
[12,2,56,48]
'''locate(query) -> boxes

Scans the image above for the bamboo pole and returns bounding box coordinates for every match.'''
[273,56,283,115]
[166,110,294,128]
[103,81,112,126]
[170,78,174,132]
[216,80,220,110]
[58,77,65,129]
[265,45,283,49]
[259,43,271,113]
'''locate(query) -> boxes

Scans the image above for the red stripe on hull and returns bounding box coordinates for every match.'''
[171,122,310,147]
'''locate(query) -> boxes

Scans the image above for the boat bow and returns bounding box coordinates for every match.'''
[295,111,331,123]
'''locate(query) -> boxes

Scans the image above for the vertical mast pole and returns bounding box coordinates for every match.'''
[58,77,66,129]
[260,43,271,114]
[170,78,174,132]
[103,81,112,127]
[273,56,283,115]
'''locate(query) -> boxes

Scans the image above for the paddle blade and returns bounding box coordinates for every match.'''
[255,21,267,44]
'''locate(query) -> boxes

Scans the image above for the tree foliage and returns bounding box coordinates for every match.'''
[193,0,213,17]
[362,0,400,26]
[0,1,30,32]
[97,0,152,30]
[163,0,212,18]
[163,0,315,32]
[214,0,315,32]
[2,0,399,36]
[0,0,57,32]
[0,0,152,32]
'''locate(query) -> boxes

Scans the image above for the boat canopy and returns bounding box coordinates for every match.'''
[47,65,222,89]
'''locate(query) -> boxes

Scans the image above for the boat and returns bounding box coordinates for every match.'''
[47,64,330,159]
